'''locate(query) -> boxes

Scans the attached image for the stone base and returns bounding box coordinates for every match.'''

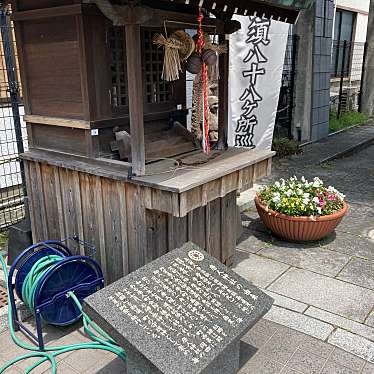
[125,340,240,374]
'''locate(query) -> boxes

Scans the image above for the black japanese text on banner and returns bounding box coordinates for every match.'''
[228,16,289,150]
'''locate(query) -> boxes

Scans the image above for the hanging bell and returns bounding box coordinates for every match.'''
[202,49,218,66]
[186,52,203,74]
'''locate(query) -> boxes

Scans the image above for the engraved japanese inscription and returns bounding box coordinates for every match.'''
[84,243,273,374]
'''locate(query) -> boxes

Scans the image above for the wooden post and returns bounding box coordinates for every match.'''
[125,23,146,176]
[218,34,229,150]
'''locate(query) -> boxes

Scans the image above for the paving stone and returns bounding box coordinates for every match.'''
[247,318,282,338]
[362,363,374,373]
[328,329,374,363]
[0,305,8,335]
[366,311,374,328]
[0,356,22,373]
[305,307,374,341]
[320,360,359,374]
[297,334,334,360]
[262,290,308,313]
[64,347,112,372]
[0,336,63,374]
[258,325,306,364]
[265,306,334,340]
[337,258,374,290]
[83,356,127,374]
[0,330,52,373]
[232,251,289,288]
[50,328,91,350]
[321,233,374,261]
[335,204,374,239]
[286,349,327,374]
[42,362,79,374]
[241,318,279,349]
[240,205,272,234]
[238,352,284,374]
[269,268,374,323]
[280,367,303,374]
[241,332,271,354]
[236,228,274,253]
[21,319,66,346]
[328,348,365,371]
[237,186,261,212]
[258,243,351,277]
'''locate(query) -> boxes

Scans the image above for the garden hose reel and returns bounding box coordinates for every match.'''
[7,237,104,350]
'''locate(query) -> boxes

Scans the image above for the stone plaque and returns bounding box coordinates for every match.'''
[84,243,273,374]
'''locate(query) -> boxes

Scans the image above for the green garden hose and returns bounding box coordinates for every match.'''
[0,254,127,374]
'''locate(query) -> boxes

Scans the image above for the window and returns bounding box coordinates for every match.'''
[143,30,172,105]
[108,25,128,107]
[331,9,355,77]
[107,26,173,110]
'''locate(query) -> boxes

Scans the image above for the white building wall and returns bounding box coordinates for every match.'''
[355,12,368,42]
[334,0,369,42]
[331,0,369,85]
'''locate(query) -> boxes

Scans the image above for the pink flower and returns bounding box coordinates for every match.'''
[319,198,326,207]
[327,194,335,201]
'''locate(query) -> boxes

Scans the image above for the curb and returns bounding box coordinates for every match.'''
[318,136,374,164]
[327,122,364,138]
[299,123,364,148]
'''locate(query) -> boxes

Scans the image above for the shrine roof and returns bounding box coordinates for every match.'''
[142,0,315,23]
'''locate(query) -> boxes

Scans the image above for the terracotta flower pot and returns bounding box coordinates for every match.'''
[254,195,348,242]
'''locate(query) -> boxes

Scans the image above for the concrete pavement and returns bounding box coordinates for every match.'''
[235,140,374,366]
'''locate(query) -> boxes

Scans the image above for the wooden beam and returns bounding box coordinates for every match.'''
[12,20,31,114]
[218,35,229,150]
[125,23,146,176]
[146,9,225,34]
[164,0,300,23]
[11,4,83,21]
[24,115,91,129]
[11,3,102,21]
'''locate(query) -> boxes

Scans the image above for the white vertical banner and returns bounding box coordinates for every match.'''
[228,16,290,150]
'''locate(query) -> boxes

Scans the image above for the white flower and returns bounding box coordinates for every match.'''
[312,177,323,188]
[272,192,281,204]
[303,197,310,205]
[297,188,303,195]
[312,196,320,204]
[317,207,322,214]
[275,181,281,188]
[303,192,310,199]
[286,189,293,197]
[327,186,345,201]
[337,192,345,201]
[301,176,306,183]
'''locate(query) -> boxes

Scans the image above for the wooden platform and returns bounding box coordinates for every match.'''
[22,147,274,283]
[22,147,274,217]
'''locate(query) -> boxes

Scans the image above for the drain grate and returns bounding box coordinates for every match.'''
[0,285,8,308]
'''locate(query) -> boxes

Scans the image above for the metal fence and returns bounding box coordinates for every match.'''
[0,5,27,231]
[330,40,367,118]
[274,33,298,139]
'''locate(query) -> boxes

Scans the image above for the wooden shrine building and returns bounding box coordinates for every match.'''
[10,0,312,283]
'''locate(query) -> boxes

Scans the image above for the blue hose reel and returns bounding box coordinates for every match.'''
[7,238,104,350]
